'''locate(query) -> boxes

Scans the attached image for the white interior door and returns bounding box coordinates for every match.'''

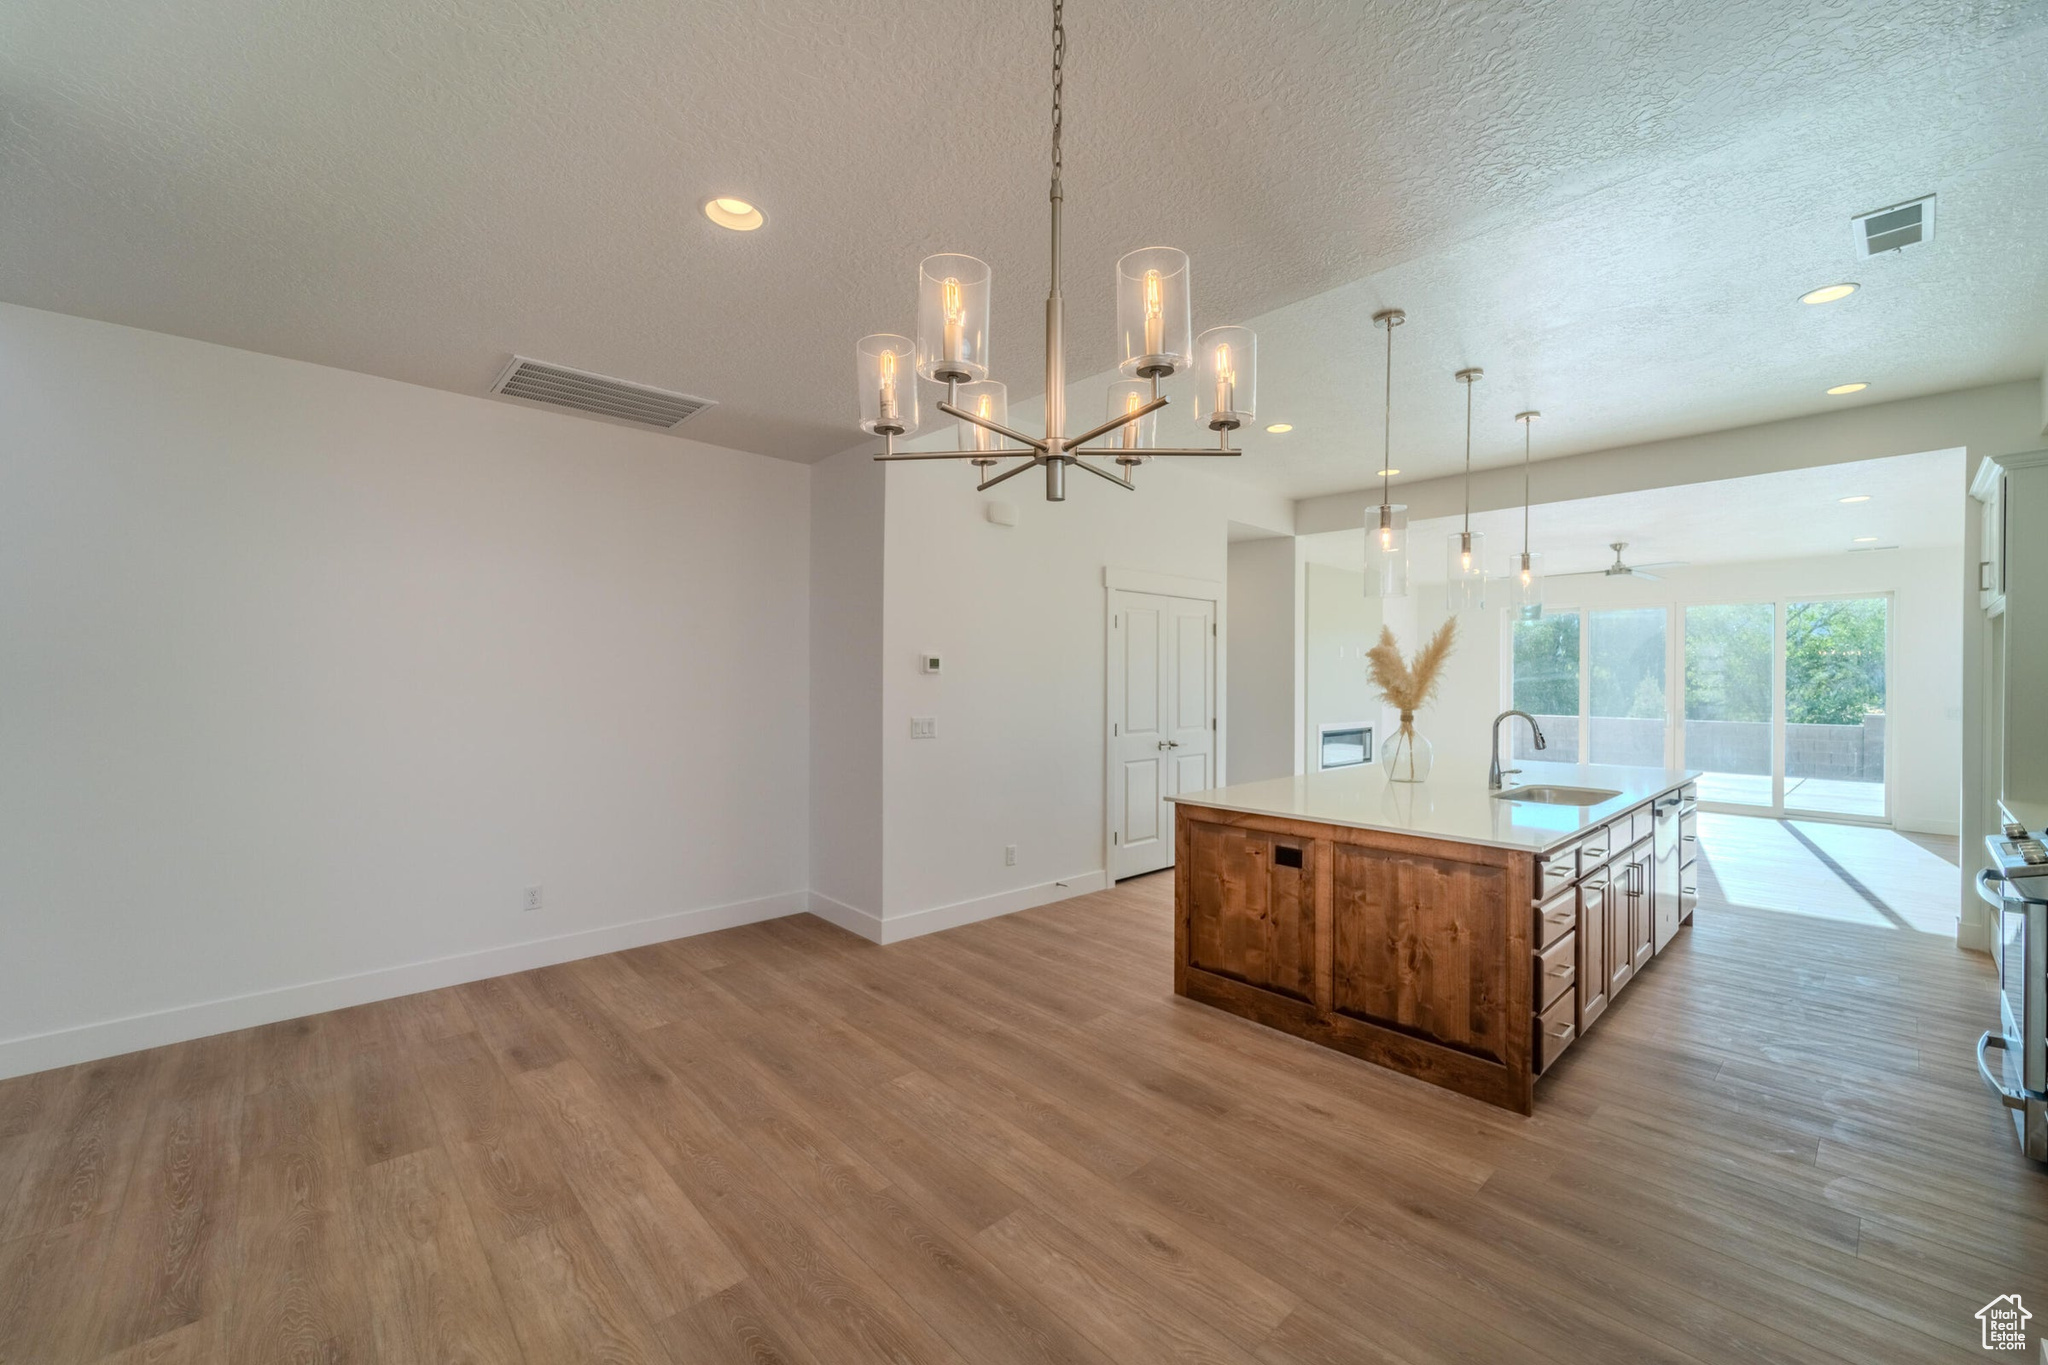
[1109,590,1215,880]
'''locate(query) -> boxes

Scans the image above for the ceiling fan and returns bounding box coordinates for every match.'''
[1553,542,1687,582]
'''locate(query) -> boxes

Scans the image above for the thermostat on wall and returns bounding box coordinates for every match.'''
[920,653,943,674]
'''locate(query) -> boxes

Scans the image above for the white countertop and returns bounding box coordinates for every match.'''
[1171,760,1699,855]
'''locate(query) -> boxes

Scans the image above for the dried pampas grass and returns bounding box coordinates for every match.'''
[1366,618,1458,719]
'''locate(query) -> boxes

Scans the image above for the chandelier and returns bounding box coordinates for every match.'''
[854,0,1255,501]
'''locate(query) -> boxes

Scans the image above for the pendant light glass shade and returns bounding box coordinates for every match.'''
[1105,379,1157,457]
[1365,502,1409,597]
[1197,325,1256,430]
[1509,410,1543,620]
[1446,366,1484,613]
[954,380,1009,453]
[1364,307,1408,598]
[1115,247,1193,378]
[1508,550,1544,621]
[915,254,991,382]
[1446,529,1487,611]
[856,334,918,436]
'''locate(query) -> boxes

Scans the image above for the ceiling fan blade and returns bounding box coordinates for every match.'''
[1630,560,1687,572]
[1548,568,1612,578]
[1631,569,1664,582]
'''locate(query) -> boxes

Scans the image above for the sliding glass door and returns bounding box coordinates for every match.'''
[1682,603,1774,808]
[1783,597,1888,819]
[1510,609,1579,762]
[1511,593,1892,825]
[1587,608,1666,766]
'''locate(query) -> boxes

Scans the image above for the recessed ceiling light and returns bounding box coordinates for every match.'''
[1376,468,1399,477]
[1800,283,1858,305]
[1839,495,1870,503]
[1265,423,1293,433]
[703,197,766,231]
[1852,536,1879,543]
[1826,382,1869,396]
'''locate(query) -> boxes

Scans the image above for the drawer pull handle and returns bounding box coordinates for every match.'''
[1546,1022,1574,1039]
[1547,963,1572,977]
[1682,885,1696,895]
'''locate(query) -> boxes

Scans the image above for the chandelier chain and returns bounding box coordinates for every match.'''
[1051,0,1064,186]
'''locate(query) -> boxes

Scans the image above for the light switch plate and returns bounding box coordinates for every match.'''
[910,716,937,739]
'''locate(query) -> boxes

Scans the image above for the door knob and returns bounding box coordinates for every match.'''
[1157,739,1180,749]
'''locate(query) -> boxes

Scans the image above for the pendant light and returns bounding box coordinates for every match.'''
[1509,410,1544,621]
[1446,367,1486,612]
[1363,309,1408,597]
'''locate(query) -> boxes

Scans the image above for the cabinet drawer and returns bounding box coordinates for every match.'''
[1577,824,1615,873]
[1534,886,1576,948]
[1626,806,1654,846]
[1534,991,1577,1073]
[1678,810,1698,865]
[1536,930,1577,1010]
[1540,855,1581,908]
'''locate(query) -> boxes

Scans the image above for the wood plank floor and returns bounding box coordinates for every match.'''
[1,815,2037,1363]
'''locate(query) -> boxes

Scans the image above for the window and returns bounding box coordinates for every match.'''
[1587,608,1666,766]
[1683,603,1774,807]
[1511,611,1579,760]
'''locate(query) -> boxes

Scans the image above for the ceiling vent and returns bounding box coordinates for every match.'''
[1851,195,1935,258]
[489,356,714,430]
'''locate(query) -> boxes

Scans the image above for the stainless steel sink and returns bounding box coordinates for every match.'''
[1492,784,1622,806]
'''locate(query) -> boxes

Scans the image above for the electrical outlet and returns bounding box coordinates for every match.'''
[523,884,543,912]
[910,716,937,739]
[1004,844,1017,866]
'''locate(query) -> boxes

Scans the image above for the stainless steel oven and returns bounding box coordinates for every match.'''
[1978,811,2048,1161]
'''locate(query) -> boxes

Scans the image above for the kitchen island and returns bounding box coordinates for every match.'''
[1170,761,1699,1113]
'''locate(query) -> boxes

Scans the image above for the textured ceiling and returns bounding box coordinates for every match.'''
[1,1,2043,475]
[1299,448,1966,579]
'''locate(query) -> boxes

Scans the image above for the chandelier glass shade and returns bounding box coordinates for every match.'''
[955,380,1011,458]
[858,0,1253,502]
[856,334,918,437]
[1116,247,1193,378]
[1105,379,1158,460]
[916,254,992,383]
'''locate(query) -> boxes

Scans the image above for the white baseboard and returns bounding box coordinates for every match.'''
[0,889,807,1081]
[1897,817,1961,836]
[870,870,1109,944]
[805,891,886,943]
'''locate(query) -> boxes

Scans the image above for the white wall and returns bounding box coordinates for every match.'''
[1301,563,1408,774]
[807,447,886,929]
[1296,380,2042,536]
[1226,536,1300,783]
[876,456,1291,937]
[0,304,812,1077]
[1393,549,1962,837]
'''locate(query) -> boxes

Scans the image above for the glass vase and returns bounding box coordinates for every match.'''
[1383,715,1433,783]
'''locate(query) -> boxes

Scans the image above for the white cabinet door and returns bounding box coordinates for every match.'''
[1109,590,1215,880]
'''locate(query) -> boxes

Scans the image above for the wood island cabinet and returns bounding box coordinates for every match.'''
[1173,776,1698,1113]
